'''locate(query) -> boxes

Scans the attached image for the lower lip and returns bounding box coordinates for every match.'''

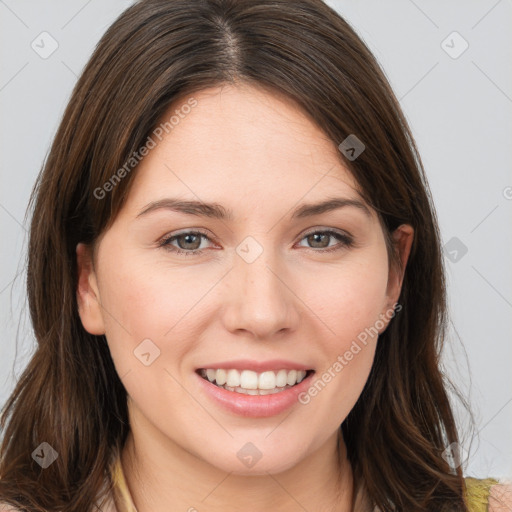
[195,370,315,418]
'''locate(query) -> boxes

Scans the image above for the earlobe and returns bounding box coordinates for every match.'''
[76,242,106,335]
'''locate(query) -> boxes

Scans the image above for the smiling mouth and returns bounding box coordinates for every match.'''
[196,368,315,395]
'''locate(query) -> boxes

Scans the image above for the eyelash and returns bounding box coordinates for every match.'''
[158,229,354,256]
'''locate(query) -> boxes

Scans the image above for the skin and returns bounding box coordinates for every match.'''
[76,83,414,512]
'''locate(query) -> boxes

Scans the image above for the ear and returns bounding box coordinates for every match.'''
[384,223,414,310]
[76,242,105,335]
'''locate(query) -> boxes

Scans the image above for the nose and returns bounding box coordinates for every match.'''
[221,240,300,340]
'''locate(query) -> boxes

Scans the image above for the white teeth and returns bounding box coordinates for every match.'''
[258,371,276,389]
[276,369,288,387]
[226,369,240,387]
[286,370,298,386]
[200,368,309,392]
[240,370,259,389]
[221,384,293,395]
[216,369,227,385]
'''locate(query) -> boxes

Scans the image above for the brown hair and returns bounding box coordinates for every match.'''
[0,0,473,510]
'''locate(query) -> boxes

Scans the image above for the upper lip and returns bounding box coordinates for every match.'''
[196,359,314,373]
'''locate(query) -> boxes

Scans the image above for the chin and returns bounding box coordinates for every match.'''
[202,443,307,476]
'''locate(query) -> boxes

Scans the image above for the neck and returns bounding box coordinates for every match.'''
[120,407,364,512]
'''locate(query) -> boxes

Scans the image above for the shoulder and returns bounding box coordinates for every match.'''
[464,476,512,512]
[488,480,512,512]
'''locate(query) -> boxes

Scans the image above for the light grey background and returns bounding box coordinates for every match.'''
[1,0,511,480]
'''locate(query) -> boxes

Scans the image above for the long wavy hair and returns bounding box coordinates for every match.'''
[0,0,473,510]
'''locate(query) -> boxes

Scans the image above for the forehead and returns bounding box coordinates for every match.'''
[122,83,366,216]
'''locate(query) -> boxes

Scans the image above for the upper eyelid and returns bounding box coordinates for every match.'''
[164,226,350,238]
[300,227,351,237]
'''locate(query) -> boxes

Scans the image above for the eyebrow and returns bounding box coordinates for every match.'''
[293,197,371,219]
[136,197,372,221]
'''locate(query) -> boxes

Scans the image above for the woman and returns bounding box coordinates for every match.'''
[0,0,510,511]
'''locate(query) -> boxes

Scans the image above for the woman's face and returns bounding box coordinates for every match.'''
[77,83,413,475]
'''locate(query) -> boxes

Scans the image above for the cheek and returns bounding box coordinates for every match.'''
[295,248,389,411]
[94,242,206,375]
[299,249,390,346]
[95,256,201,422]
[297,271,386,432]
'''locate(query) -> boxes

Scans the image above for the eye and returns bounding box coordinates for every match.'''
[159,230,214,256]
[158,228,354,256]
[296,229,353,252]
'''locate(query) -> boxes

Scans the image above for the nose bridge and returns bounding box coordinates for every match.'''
[224,234,298,337]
